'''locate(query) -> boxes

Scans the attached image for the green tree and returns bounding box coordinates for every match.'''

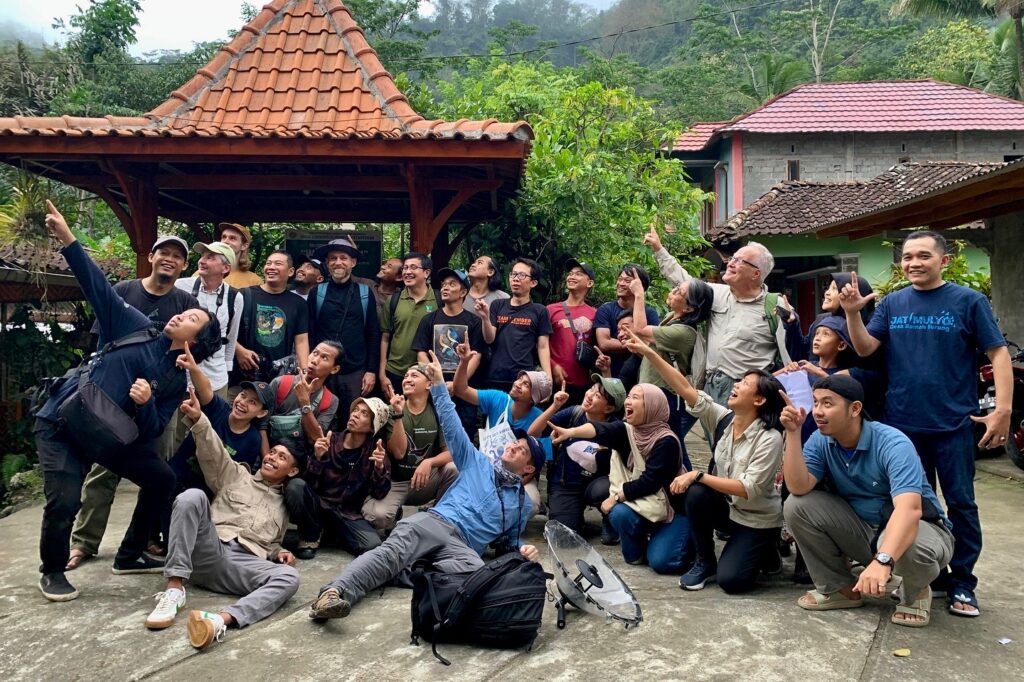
[898,19,995,87]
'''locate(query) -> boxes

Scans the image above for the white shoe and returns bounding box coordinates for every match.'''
[145,588,186,630]
[187,610,227,649]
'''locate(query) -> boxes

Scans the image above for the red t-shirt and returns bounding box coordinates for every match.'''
[546,301,597,387]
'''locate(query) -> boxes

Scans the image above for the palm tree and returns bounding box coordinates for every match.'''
[893,1,1024,99]
[737,54,812,105]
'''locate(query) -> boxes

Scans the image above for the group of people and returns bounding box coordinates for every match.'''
[31,198,1013,652]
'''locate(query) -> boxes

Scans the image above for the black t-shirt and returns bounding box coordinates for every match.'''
[412,307,485,380]
[92,279,198,345]
[243,287,308,362]
[487,299,553,383]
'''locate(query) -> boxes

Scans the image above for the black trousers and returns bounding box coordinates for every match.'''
[283,478,381,555]
[34,417,176,575]
[547,474,610,533]
[683,482,779,594]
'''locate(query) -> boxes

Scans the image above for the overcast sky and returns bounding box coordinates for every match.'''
[4,0,615,56]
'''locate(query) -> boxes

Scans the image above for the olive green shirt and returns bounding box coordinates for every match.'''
[638,320,696,391]
[380,287,439,375]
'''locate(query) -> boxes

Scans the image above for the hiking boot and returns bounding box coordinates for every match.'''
[145,588,186,629]
[680,559,718,591]
[309,587,351,620]
[39,572,79,602]
[112,554,165,575]
[187,610,227,649]
[600,517,619,546]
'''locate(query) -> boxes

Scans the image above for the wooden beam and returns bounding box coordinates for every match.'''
[430,188,478,234]
[56,174,505,193]
[407,166,435,254]
[107,162,159,275]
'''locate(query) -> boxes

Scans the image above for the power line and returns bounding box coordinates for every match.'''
[0,0,788,68]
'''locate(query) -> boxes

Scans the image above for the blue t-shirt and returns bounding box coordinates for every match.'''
[477,388,553,461]
[866,283,1004,433]
[170,394,263,492]
[593,301,661,376]
[802,421,949,529]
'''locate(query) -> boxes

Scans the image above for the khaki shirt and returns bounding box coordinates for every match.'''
[187,412,288,559]
[654,248,790,379]
[687,391,784,529]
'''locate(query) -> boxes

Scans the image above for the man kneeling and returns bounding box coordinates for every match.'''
[145,388,305,648]
[309,351,542,621]
[781,375,954,627]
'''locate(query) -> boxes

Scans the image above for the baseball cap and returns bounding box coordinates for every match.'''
[816,316,852,347]
[565,258,596,281]
[239,380,275,409]
[193,241,237,267]
[620,263,651,290]
[295,253,326,278]
[512,427,547,474]
[313,236,360,261]
[215,222,252,244]
[517,370,552,405]
[436,267,470,289]
[151,235,189,257]
[812,375,872,420]
[590,373,626,410]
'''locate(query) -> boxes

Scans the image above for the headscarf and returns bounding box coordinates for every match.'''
[625,383,680,470]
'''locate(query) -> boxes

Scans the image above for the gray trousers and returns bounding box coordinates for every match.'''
[784,490,954,602]
[325,511,483,605]
[361,463,460,532]
[704,371,738,408]
[164,489,299,627]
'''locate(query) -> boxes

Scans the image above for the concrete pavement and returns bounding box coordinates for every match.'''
[2,442,1023,681]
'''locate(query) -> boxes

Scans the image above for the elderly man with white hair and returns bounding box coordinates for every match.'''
[645,227,790,405]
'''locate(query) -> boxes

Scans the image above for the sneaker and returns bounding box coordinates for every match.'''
[145,588,186,629]
[309,587,351,620]
[39,572,79,602]
[187,610,227,649]
[600,517,620,546]
[679,559,717,591]
[112,554,165,575]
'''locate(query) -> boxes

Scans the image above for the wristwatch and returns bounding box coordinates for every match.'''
[873,552,895,568]
[300,404,313,415]
[390,412,403,420]
[695,471,705,483]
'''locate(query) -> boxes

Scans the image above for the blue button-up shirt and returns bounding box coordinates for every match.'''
[429,383,531,554]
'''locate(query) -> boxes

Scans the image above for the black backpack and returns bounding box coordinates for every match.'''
[410,552,552,665]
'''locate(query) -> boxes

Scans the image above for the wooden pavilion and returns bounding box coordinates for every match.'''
[0,0,532,275]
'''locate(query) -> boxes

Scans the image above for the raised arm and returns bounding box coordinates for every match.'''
[426,352,478,471]
[629,276,656,343]
[645,224,691,287]
[779,390,818,496]
[181,389,243,494]
[838,271,881,357]
[176,343,214,406]
[528,382,569,437]
[623,330,698,406]
[451,342,480,405]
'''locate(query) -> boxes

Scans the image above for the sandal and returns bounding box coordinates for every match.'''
[798,589,864,611]
[948,587,981,618]
[65,549,93,571]
[892,586,931,628]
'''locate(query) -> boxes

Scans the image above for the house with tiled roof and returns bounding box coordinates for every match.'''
[673,80,1022,323]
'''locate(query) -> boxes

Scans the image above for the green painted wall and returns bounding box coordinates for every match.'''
[755,233,990,286]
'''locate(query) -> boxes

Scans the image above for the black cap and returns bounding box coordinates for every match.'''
[565,258,596,281]
[512,427,547,473]
[295,254,327,278]
[271,435,308,474]
[620,263,651,290]
[239,380,275,409]
[812,375,871,420]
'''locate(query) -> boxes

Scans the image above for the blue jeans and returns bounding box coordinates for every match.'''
[608,503,691,574]
[906,425,980,592]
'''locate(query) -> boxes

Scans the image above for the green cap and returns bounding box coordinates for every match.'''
[590,373,626,410]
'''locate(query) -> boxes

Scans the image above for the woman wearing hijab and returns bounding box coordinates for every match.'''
[624,331,787,594]
[550,382,689,574]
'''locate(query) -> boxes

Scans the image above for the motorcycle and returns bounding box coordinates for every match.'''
[976,341,1024,470]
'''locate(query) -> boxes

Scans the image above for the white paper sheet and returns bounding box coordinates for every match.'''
[776,370,814,415]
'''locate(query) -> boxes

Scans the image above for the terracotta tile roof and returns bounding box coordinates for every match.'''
[0,241,126,278]
[675,80,1024,152]
[0,0,530,142]
[710,161,1006,242]
[674,122,729,152]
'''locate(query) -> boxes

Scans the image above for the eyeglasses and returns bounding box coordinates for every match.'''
[728,255,760,270]
[402,265,424,272]
[510,271,535,281]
